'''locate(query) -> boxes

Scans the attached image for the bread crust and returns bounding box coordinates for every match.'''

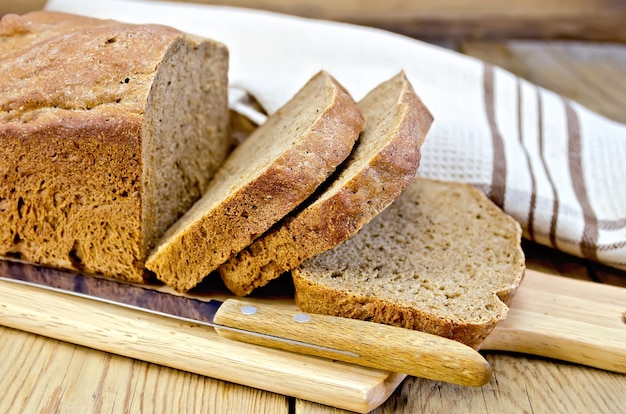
[292,178,526,349]
[293,275,498,349]
[0,12,229,282]
[0,12,182,120]
[219,72,433,296]
[146,71,364,292]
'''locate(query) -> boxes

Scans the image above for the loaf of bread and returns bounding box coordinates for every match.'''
[219,71,433,296]
[293,178,525,349]
[0,11,230,282]
[146,71,364,292]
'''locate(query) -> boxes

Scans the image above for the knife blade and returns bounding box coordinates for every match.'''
[0,259,491,386]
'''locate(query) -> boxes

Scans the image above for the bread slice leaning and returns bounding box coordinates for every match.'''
[218,72,433,296]
[292,178,526,349]
[146,71,363,292]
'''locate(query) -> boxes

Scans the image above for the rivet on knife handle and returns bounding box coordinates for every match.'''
[214,299,492,387]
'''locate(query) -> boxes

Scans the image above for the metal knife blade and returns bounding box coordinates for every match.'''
[0,260,357,358]
[0,258,223,326]
[0,259,492,386]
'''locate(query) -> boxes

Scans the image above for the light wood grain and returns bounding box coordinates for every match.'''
[215,299,492,387]
[481,270,626,373]
[367,355,626,414]
[0,326,290,414]
[0,279,404,413]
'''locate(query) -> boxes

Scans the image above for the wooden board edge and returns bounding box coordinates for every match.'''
[0,279,403,413]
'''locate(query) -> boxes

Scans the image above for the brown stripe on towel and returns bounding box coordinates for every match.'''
[483,64,507,208]
[537,88,560,249]
[599,217,626,231]
[598,240,626,251]
[517,80,538,241]
[564,99,599,261]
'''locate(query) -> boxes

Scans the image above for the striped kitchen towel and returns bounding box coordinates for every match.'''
[47,0,626,272]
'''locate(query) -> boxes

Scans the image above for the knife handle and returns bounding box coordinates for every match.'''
[213,299,492,387]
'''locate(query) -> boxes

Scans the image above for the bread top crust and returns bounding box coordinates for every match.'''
[218,72,433,296]
[293,177,525,349]
[0,11,185,126]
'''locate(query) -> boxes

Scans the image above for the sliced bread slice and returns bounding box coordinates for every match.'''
[292,177,526,349]
[146,71,363,292]
[218,72,433,296]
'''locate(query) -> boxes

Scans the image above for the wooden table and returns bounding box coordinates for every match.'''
[2,2,626,413]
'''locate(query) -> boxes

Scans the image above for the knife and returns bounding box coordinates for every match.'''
[0,259,491,387]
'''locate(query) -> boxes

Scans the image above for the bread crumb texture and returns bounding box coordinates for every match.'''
[0,12,229,282]
[219,71,433,296]
[146,71,363,292]
[293,177,525,349]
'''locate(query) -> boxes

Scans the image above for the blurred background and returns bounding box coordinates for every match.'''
[2,0,625,42]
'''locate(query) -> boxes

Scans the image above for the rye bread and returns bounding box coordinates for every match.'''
[146,71,363,292]
[219,72,433,296]
[0,11,229,282]
[292,177,525,349]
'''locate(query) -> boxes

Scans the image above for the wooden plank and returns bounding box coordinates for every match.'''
[151,0,622,20]
[297,353,626,413]
[0,276,405,413]
[396,354,625,414]
[3,0,626,41]
[0,326,290,414]
[376,16,626,43]
[172,0,626,42]
[11,310,619,414]
[0,0,46,15]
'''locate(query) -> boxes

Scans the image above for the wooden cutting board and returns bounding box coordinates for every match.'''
[0,260,624,413]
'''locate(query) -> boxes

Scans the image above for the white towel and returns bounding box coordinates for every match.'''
[45,0,626,272]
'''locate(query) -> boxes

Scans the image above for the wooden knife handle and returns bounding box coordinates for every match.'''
[213,298,492,387]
